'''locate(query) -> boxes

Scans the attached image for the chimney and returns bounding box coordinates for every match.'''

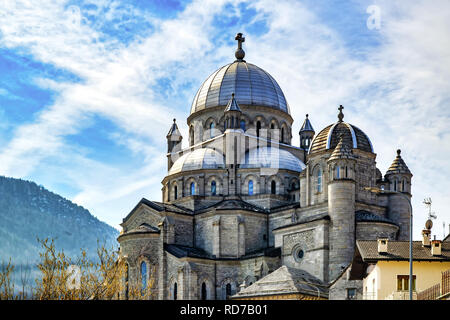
[431,240,442,256]
[377,238,388,254]
[422,229,431,247]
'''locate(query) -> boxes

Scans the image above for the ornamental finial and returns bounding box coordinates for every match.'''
[235,33,245,61]
[338,105,344,122]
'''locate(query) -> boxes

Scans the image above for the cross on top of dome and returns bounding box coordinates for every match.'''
[235,32,245,61]
[338,105,344,122]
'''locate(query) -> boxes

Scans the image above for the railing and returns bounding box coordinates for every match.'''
[417,283,441,300]
[442,269,450,296]
[417,269,450,300]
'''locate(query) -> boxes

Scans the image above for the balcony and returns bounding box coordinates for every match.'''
[417,269,450,300]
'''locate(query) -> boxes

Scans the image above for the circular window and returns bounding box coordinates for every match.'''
[293,246,305,262]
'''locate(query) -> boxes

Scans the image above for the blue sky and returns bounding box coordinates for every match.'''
[0,0,449,240]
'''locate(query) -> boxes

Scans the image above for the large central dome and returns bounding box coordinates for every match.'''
[190,61,290,115]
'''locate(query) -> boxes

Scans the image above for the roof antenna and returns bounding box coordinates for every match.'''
[423,197,437,220]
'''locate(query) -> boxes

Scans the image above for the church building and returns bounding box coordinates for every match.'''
[117,33,412,300]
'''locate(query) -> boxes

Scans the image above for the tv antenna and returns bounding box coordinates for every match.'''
[423,197,437,220]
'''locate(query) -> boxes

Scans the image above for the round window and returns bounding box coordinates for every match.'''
[293,246,305,262]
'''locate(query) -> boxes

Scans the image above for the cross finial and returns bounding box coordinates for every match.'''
[235,32,245,61]
[338,105,344,122]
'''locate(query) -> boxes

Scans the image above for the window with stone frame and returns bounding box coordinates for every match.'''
[397,275,416,291]
[346,288,356,300]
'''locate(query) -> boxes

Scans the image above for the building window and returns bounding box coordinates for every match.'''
[210,122,215,138]
[226,283,232,298]
[293,247,304,262]
[174,185,178,200]
[317,169,322,192]
[394,180,397,191]
[173,282,177,300]
[211,181,216,196]
[336,166,340,179]
[140,261,147,290]
[347,288,356,300]
[271,180,276,194]
[190,182,195,196]
[345,166,348,178]
[397,275,416,291]
[256,121,261,138]
[125,263,129,300]
[240,120,246,131]
[201,282,207,300]
[248,180,254,195]
[402,179,406,192]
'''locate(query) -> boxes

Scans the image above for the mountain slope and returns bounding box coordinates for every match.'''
[0,176,119,264]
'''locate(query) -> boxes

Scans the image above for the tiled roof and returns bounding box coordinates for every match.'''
[165,244,280,260]
[386,149,412,176]
[273,212,330,231]
[355,210,398,226]
[328,136,355,161]
[300,114,314,132]
[356,240,450,261]
[232,266,328,298]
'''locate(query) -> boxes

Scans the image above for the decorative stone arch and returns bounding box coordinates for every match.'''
[206,175,222,196]
[136,255,152,291]
[204,117,220,139]
[170,180,179,200]
[279,121,290,144]
[168,276,178,300]
[189,125,194,146]
[311,163,324,194]
[266,175,282,194]
[242,174,260,195]
[198,277,213,300]
[220,278,237,300]
[289,177,300,190]
[268,117,280,129]
[185,176,199,196]
[239,114,250,132]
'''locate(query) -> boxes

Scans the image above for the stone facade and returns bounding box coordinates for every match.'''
[117,34,412,300]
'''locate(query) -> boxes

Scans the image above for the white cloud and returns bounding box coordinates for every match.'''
[0,0,449,238]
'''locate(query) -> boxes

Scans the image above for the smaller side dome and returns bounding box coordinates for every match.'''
[240,147,305,172]
[168,148,225,175]
[309,122,373,154]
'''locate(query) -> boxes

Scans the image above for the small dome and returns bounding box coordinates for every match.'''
[240,147,305,172]
[309,122,373,154]
[169,148,225,175]
[386,149,412,176]
[190,61,290,115]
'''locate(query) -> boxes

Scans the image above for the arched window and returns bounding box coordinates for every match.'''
[140,261,147,290]
[211,181,216,196]
[224,119,227,130]
[173,282,177,300]
[190,182,195,196]
[336,166,340,179]
[317,169,322,192]
[125,263,129,300]
[281,127,284,143]
[394,180,397,191]
[201,282,207,300]
[210,122,215,138]
[226,283,232,298]
[402,179,406,192]
[240,120,246,131]
[189,126,194,146]
[256,121,261,138]
[231,116,234,129]
[271,180,276,194]
[174,185,178,200]
[248,180,254,195]
[345,166,348,178]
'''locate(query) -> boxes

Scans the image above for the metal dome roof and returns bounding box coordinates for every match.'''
[308,121,374,154]
[168,148,225,175]
[240,147,305,172]
[190,61,290,115]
